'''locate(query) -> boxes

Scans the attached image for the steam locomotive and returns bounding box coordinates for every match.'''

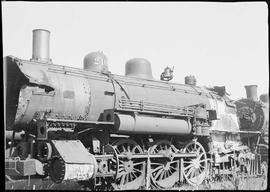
[5,29,268,190]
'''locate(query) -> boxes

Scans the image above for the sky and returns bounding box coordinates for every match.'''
[2,2,269,100]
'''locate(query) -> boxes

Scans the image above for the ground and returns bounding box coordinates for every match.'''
[5,176,268,190]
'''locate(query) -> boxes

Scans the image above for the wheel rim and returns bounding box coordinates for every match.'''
[149,140,179,189]
[183,141,207,186]
[111,139,146,190]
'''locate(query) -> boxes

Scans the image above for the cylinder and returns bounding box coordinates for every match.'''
[260,93,269,103]
[245,85,258,101]
[125,58,153,79]
[114,114,191,135]
[185,75,197,86]
[32,29,51,63]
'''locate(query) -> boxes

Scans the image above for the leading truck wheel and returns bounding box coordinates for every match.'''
[183,140,207,186]
[149,140,179,189]
[111,139,146,190]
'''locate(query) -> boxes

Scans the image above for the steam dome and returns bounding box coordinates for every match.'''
[125,58,153,79]
[83,51,108,73]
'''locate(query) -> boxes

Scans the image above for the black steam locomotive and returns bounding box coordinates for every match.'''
[4,29,268,190]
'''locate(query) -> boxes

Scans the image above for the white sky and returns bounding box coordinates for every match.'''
[2,2,269,100]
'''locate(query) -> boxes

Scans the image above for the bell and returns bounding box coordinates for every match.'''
[160,66,174,81]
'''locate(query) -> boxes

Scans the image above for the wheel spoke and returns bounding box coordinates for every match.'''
[165,170,169,178]
[111,158,116,163]
[184,163,194,170]
[152,165,163,173]
[120,174,126,186]
[199,159,206,163]
[121,145,126,152]
[115,148,121,154]
[198,166,203,173]
[133,167,142,173]
[131,172,137,179]
[192,144,197,152]
[186,167,194,177]
[151,162,164,166]
[199,164,206,170]
[129,172,133,180]
[170,166,177,171]
[160,170,165,179]
[127,145,131,152]
[133,161,144,166]
[192,169,197,178]
[168,168,173,175]
[169,160,178,165]
[118,167,125,172]
[196,169,200,177]
[197,153,204,160]
[183,160,193,164]
[191,168,196,178]
[154,168,164,179]
[133,147,139,153]
[126,173,130,183]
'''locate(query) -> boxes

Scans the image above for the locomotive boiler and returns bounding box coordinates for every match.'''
[5,29,268,190]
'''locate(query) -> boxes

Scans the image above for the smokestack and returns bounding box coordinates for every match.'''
[31,29,51,63]
[244,85,258,101]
